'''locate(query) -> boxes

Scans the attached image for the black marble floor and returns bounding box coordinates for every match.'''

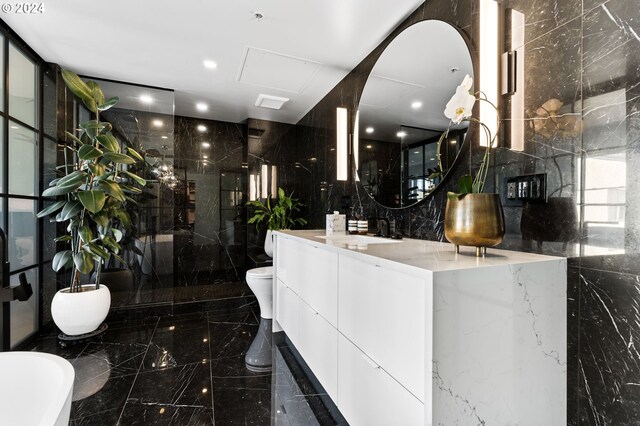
[25,299,346,425]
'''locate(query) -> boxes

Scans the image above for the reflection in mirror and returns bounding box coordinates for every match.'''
[356,20,473,208]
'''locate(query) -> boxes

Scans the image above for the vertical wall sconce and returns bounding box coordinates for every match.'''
[353,110,360,181]
[261,164,269,199]
[479,0,499,148]
[271,165,277,195]
[249,174,257,201]
[502,8,525,151]
[336,107,348,181]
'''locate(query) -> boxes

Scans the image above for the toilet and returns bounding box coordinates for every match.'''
[245,266,273,319]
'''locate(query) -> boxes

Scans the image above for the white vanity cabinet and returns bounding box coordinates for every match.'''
[273,230,567,426]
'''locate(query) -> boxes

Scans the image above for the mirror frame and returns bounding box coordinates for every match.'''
[351,19,478,210]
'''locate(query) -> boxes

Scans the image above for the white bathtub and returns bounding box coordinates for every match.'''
[0,351,75,426]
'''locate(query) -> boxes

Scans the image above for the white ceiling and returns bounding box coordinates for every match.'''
[3,0,425,124]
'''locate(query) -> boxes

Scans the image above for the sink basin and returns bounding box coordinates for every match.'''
[315,235,402,245]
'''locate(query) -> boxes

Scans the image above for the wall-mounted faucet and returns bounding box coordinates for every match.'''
[0,228,33,303]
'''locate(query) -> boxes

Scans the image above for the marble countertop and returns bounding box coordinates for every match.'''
[275,230,565,274]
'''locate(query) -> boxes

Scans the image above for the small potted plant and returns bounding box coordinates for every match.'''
[439,74,505,256]
[37,70,146,336]
[247,187,307,257]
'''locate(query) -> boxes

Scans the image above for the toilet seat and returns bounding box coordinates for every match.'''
[246,266,273,279]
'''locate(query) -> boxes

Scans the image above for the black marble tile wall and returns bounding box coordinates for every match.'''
[284,0,640,423]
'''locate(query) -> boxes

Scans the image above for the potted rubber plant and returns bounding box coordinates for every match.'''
[247,187,307,257]
[37,70,146,336]
[439,74,505,256]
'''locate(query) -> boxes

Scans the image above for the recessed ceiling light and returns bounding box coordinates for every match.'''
[139,94,153,104]
[366,145,372,149]
[397,131,407,137]
[414,150,420,154]
[196,102,208,112]
[10,125,19,130]
[202,155,208,159]
[309,157,317,162]
[201,142,211,148]
[153,119,163,127]
[450,139,457,144]
[365,127,374,134]
[161,136,168,139]
[411,101,423,109]
[197,124,207,132]
[203,60,217,70]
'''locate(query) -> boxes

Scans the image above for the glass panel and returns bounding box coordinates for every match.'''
[8,198,36,271]
[0,36,4,112]
[0,118,4,192]
[9,268,38,348]
[42,67,57,138]
[9,122,37,196]
[43,137,58,188]
[42,199,57,262]
[9,43,37,128]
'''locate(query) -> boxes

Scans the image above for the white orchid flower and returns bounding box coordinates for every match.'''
[444,74,475,124]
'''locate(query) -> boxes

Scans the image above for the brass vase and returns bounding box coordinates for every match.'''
[444,193,505,256]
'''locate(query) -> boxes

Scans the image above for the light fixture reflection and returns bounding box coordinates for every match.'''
[139,94,153,104]
[411,101,423,109]
[201,142,211,148]
[196,102,208,112]
[336,107,348,181]
[152,119,163,127]
[365,127,374,134]
[397,131,407,138]
[197,124,207,132]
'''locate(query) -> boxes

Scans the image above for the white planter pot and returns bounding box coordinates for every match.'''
[51,285,111,336]
[264,230,273,258]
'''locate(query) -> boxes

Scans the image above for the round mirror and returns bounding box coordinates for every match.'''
[355,20,474,208]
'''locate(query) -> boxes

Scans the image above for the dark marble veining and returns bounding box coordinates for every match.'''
[23,298,343,425]
[271,0,640,422]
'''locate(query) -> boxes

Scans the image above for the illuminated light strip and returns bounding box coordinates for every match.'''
[336,107,348,181]
[480,0,499,147]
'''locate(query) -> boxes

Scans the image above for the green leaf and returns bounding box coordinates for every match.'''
[78,225,93,244]
[457,174,473,194]
[100,122,113,135]
[60,200,83,221]
[52,250,73,272]
[99,180,126,201]
[61,69,97,113]
[36,200,66,218]
[80,120,104,140]
[54,235,72,243]
[278,187,285,199]
[123,170,146,186]
[73,250,94,274]
[85,242,110,261]
[77,190,106,213]
[102,235,120,254]
[121,184,142,194]
[42,181,83,197]
[58,170,88,187]
[96,134,119,152]
[92,210,109,228]
[88,163,106,177]
[127,147,144,162]
[115,209,131,228]
[65,131,84,146]
[111,252,127,266]
[102,152,135,165]
[78,144,103,161]
[98,96,119,112]
[86,80,105,106]
[112,228,123,242]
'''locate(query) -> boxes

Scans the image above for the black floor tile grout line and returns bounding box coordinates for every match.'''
[115,316,160,425]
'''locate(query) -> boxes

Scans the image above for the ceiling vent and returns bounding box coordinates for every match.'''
[255,94,289,110]
[238,47,322,93]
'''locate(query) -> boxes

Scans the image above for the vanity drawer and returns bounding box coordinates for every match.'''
[276,278,338,400]
[338,254,428,402]
[276,236,338,326]
[276,279,301,348]
[337,333,423,426]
